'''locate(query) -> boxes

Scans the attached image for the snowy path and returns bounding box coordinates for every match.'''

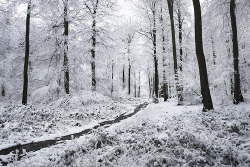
[1,100,250,166]
[0,102,149,166]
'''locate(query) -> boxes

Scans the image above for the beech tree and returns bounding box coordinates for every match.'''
[167,0,183,105]
[159,6,168,101]
[85,0,98,91]
[192,0,213,111]
[63,0,70,94]
[230,0,244,104]
[22,0,32,105]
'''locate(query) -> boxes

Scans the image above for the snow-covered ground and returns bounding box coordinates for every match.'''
[0,91,145,150]
[1,97,249,166]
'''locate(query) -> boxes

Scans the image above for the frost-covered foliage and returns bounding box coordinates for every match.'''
[0,92,143,150]
[6,101,250,167]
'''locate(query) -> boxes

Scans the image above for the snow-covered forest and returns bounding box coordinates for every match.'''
[0,0,250,166]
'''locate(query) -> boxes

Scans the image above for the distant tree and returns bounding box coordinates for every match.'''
[138,0,159,98]
[230,0,244,104]
[138,71,141,97]
[22,0,32,105]
[123,29,135,95]
[192,0,213,111]
[85,0,99,91]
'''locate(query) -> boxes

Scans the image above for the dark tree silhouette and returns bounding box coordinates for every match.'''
[152,2,158,98]
[192,0,213,111]
[63,0,69,94]
[230,0,244,104]
[22,0,31,105]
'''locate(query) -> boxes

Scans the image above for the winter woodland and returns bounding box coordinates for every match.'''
[0,0,250,166]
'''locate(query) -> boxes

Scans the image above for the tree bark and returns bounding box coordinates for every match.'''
[63,0,69,94]
[152,4,158,98]
[111,60,114,96]
[192,0,213,111]
[128,59,131,95]
[134,72,136,97]
[167,0,182,105]
[160,7,168,101]
[2,84,5,97]
[177,4,184,104]
[178,7,183,72]
[138,71,141,97]
[230,0,244,104]
[22,0,31,105]
[91,0,98,91]
[211,36,216,65]
[123,65,125,89]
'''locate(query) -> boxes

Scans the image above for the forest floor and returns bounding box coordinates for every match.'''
[0,93,250,166]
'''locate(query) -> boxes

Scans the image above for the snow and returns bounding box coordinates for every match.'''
[0,92,144,150]
[1,96,249,166]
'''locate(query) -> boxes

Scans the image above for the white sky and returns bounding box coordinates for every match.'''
[117,0,206,20]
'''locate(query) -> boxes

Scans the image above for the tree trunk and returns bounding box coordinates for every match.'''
[167,0,182,104]
[160,7,168,102]
[178,7,183,72]
[230,0,244,104]
[91,1,98,91]
[123,65,125,89]
[22,0,31,105]
[128,60,131,95]
[2,84,5,97]
[192,0,213,111]
[177,4,184,104]
[63,0,69,94]
[152,4,159,98]
[148,74,151,98]
[111,60,114,96]
[138,71,141,97]
[211,36,216,65]
[134,72,136,97]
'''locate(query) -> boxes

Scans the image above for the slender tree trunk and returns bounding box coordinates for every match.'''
[152,76,155,97]
[22,0,31,105]
[2,84,5,97]
[148,74,151,98]
[63,0,69,94]
[211,36,216,65]
[160,7,168,102]
[134,72,136,97]
[178,7,183,72]
[111,60,114,96]
[138,71,141,97]
[123,65,125,89]
[91,1,98,91]
[128,60,131,95]
[152,4,158,98]
[192,0,213,111]
[167,0,182,104]
[177,4,184,104]
[230,0,244,104]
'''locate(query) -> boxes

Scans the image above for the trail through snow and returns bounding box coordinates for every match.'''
[1,98,250,166]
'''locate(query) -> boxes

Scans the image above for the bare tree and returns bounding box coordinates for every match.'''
[192,0,213,111]
[230,0,244,104]
[167,0,183,105]
[22,0,32,105]
[138,0,159,98]
[85,0,99,91]
[63,0,69,94]
[159,7,168,101]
